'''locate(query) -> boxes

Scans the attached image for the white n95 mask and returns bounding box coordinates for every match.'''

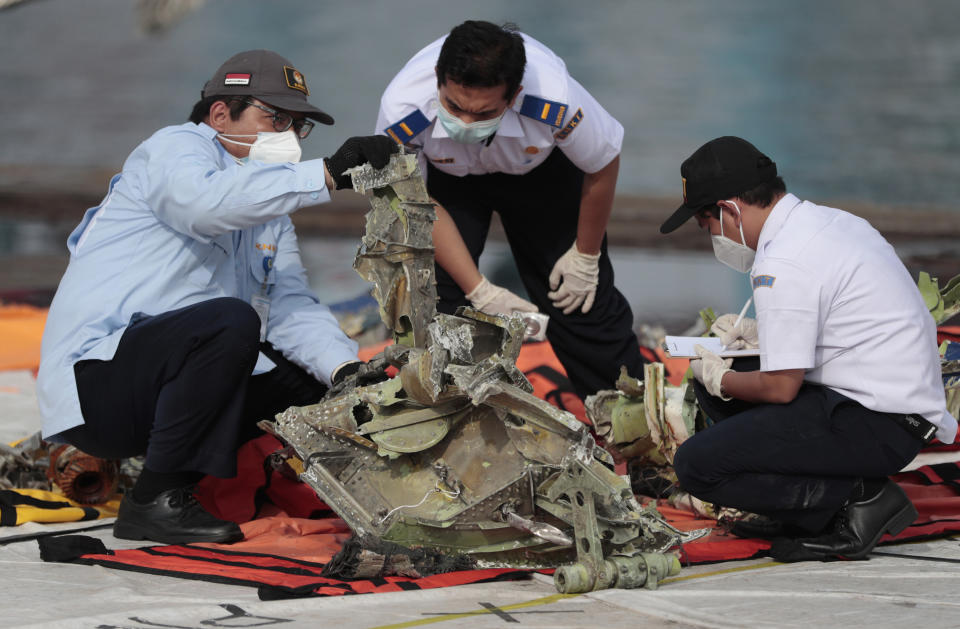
[711,201,756,274]
[218,130,302,164]
[436,100,504,144]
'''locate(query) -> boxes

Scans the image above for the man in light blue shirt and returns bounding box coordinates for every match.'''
[37,50,397,544]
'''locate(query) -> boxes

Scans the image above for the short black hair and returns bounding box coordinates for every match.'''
[188,95,251,124]
[737,176,787,208]
[436,20,526,101]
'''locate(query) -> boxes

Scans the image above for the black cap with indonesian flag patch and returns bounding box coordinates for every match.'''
[202,50,334,125]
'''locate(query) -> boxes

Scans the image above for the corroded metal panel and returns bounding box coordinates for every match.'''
[261,152,707,592]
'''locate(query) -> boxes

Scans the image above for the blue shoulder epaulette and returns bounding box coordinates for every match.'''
[384,109,431,144]
[518,95,568,128]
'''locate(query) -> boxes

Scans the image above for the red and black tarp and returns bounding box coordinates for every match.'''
[37,528,532,599]
[37,335,960,596]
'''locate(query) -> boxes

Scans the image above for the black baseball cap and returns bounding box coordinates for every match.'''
[202,50,334,125]
[659,136,777,234]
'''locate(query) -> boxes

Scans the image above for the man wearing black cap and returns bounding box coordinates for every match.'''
[37,50,398,544]
[659,136,956,561]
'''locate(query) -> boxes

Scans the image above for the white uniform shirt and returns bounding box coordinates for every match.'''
[375,33,623,177]
[751,193,957,442]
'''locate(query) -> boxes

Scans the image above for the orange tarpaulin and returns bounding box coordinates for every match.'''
[200,514,352,563]
[940,326,960,344]
[0,305,47,373]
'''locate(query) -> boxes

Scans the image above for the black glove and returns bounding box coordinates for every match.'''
[327,359,391,399]
[323,135,400,190]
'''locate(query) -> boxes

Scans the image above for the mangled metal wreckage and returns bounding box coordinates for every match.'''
[260,153,706,593]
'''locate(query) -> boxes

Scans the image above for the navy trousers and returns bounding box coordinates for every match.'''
[61,297,329,478]
[427,149,645,399]
[674,361,924,532]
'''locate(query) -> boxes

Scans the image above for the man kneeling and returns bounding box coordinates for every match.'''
[37,50,397,544]
[659,136,956,561]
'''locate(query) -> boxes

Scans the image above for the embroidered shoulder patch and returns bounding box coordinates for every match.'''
[752,275,776,289]
[384,109,431,144]
[554,108,583,140]
[519,95,568,128]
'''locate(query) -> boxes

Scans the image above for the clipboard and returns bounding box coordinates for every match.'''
[663,336,760,359]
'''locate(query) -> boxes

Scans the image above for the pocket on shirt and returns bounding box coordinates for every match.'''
[249,256,277,289]
[248,225,280,290]
[428,160,469,177]
[249,248,279,292]
[184,238,228,288]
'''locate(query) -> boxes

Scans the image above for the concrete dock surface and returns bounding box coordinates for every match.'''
[3,369,960,628]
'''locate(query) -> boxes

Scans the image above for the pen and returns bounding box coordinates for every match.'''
[733,296,753,330]
[720,296,753,353]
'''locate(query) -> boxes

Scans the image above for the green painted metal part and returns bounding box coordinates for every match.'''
[919,271,960,325]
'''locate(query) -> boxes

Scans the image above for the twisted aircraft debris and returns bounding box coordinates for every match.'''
[260,152,707,593]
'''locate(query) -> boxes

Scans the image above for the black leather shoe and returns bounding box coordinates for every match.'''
[113,487,244,545]
[769,480,916,562]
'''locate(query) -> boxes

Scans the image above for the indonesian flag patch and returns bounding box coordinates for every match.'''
[224,73,251,86]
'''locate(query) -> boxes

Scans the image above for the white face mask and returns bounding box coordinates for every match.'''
[711,201,756,274]
[436,99,505,144]
[218,130,302,165]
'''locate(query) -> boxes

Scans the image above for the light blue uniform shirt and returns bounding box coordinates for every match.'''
[38,122,359,439]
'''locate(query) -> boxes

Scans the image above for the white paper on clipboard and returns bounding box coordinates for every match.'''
[663,336,760,358]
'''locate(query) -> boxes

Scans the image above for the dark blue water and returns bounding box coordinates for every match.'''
[1,0,959,209]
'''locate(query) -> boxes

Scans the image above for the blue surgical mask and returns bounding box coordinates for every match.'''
[436,100,505,144]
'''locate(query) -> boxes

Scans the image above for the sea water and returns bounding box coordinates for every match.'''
[0,0,958,208]
[1,0,957,326]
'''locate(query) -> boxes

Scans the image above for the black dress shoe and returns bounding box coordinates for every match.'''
[113,486,244,545]
[769,480,916,562]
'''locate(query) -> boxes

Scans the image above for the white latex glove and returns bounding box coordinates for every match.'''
[691,345,734,400]
[466,275,538,316]
[711,314,759,350]
[547,242,600,315]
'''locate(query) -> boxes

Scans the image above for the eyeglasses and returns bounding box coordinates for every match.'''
[696,207,720,221]
[233,98,315,139]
